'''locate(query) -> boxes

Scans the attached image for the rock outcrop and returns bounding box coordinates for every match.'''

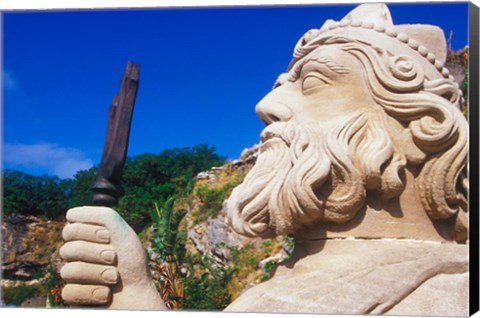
[186,146,291,271]
[2,214,64,283]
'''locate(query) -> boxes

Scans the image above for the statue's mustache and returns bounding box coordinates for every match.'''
[259,122,293,147]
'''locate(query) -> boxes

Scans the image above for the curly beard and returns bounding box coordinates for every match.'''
[226,112,406,238]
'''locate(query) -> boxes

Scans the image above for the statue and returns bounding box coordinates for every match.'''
[60,3,469,316]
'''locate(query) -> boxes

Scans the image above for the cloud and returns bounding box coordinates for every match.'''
[3,71,17,90]
[4,142,94,179]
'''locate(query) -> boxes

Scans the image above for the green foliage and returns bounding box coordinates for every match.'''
[3,144,224,226]
[149,196,188,309]
[3,169,71,219]
[224,236,293,299]
[2,266,68,307]
[41,265,68,307]
[122,145,225,197]
[117,190,157,232]
[283,236,295,257]
[149,195,231,310]
[117,145,225,231]
[151,196,187,263]
[3,284,41,306]
[260,236,295,281]
[229,244,259,273]
[194,182,237,223]
[69,167,97,208]
[182,254,231,310]
[261,260,278,282]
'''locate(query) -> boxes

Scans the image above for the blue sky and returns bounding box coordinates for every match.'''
[2,2,469,179]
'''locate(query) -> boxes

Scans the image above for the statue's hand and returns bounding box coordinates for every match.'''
[60,206,166,310]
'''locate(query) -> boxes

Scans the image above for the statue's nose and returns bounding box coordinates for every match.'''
[255,92,293,125]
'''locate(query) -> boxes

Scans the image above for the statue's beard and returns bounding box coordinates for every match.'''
[226,120,333,237]
[227,121,331,237]
[226,112,405,238]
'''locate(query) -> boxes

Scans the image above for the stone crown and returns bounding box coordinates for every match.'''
[290,3,457,84]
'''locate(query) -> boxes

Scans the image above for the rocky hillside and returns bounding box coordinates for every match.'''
[2,215,64,281]
[143,146,293,309]
[1,146,293,309]
[2,214,65,307]
[177,147,292,301]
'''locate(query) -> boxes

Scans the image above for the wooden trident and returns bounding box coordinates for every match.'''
[91,62,140,207]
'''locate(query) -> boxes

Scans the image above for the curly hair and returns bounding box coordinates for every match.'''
[301,36,468,221]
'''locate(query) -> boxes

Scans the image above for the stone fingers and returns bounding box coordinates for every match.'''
[66,206,125,229]
[61,262,118,285]
[60,241,117,265]
[63,222,110,243]
[62,284,111,306]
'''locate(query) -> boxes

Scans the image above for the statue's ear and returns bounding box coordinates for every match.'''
[386,118,426,166]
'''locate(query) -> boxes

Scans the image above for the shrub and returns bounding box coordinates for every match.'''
[182,254,231,310]
[193,182,238,223]
[3,284,41,306]
[42,266,67,307]
[261,260,278,282]
[3,169,71,219]
[149,197,187,309]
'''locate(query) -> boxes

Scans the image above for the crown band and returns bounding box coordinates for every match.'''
[291,17,457,85]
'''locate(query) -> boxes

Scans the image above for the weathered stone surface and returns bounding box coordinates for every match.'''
[2,214,64,281]
[386,272,469,316]
[21,295,47,308]
[188,213,244,265]
[225,239,469,316]
[187,151,261,266]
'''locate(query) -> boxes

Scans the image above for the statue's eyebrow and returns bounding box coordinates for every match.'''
[293,55,350,82]
[273,55,349,88]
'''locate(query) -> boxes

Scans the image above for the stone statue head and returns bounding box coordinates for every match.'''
[226,3,468,239]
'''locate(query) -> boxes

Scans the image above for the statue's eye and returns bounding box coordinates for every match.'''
[302,72,332,95]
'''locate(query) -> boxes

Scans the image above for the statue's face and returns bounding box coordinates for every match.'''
[226,45,386,238]
[256,46,377,126]
[226,7,468,239]
[227,38,467,239]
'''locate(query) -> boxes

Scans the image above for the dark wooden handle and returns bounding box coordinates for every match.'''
[91,177,120,207]
[91,62,140,207]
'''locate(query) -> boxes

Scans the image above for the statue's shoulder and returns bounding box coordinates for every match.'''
[226,240,468,316]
